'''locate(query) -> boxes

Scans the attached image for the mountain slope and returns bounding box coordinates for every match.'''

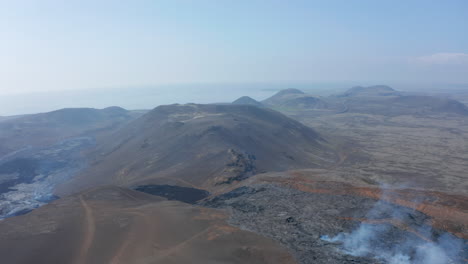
[0,107,138,158]
[0,107,142,218]
[0,186,295,264]
[58,104,337,194]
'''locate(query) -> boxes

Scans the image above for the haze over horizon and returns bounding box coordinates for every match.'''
[1,2,468,263]
[1,0,467,97]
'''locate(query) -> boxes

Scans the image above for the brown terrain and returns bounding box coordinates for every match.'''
[0,186,295,264]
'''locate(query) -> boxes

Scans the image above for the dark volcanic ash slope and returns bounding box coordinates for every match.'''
[0,186,295,264]
[58,104,337,194]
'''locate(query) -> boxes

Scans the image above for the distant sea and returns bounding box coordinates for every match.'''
[0,82,352,116]
[3,81,465,116]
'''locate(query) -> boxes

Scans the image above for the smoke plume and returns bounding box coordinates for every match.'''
[321,187,466,264]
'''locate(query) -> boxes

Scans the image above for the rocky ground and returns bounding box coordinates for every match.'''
[202,183,467,264]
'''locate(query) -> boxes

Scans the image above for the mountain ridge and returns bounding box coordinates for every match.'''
[56,104,337,195]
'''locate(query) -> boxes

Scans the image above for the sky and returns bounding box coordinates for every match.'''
[0,0,467,96]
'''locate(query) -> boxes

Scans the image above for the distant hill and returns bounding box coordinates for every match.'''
[391,95,468,116]
[0,115,23,122]
[0,186,294,264]
[57,104,337,195]
[262,88,304,105]
[330,85,468,116]
[0,107,138,158]
[341,85,401,97]
[272,88,305,95]
[262,89,328,109]
[232,96,263,107]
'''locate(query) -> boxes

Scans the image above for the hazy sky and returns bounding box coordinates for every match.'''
[1,0,467,95]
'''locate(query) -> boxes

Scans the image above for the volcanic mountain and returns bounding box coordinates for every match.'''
[0,186,295,264]
[57,104,337,195]
[262,88,329,109]
[232,96,263,107]
[0,107,138,158]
